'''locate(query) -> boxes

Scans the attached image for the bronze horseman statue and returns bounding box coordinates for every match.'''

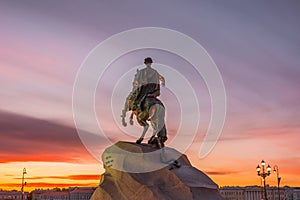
[121,57,168,148]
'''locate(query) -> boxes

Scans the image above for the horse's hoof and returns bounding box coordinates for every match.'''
[148,136,156,144]
[174,160,181,168]
[121,119,127,127]
[136,138,143,144]
[160,136,168,143]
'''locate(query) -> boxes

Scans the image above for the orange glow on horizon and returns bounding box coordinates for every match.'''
[0,182,99,192]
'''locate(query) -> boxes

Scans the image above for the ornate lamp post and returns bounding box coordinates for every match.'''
[256,160,271,200]
[273,165,281,200]
[21,168,27,200]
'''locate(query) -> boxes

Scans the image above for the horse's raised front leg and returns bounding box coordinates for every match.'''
[121,110,127,127]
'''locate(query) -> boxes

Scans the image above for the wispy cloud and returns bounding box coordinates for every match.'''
[0,110,105,163]
[0,182,97,188]
[13,174,101,181]
[4,174,14,177]
[205,170,240,176]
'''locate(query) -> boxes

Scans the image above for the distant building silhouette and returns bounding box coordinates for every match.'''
[285,187,300,200]
[30,187,95,200]
[39,191,68,200]
[219,186,300,200]
[69,187,95,200]
[0,190,28,200]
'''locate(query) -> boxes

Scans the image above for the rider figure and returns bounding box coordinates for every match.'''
[133,57,165,112]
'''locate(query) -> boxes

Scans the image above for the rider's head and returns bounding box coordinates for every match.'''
[144,57,153,67]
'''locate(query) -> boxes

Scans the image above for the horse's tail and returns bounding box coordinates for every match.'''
[156,137,180,169]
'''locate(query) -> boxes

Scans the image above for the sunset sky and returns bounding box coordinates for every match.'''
[1,0,300,192]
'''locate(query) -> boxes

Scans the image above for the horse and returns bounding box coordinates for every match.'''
[120,69,180,168]
[120,69,167,145]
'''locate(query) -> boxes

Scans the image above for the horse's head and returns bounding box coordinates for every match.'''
[132,69,141,91]
[122,69,141,113]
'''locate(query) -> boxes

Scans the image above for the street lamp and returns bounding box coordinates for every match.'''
[273,165,281,200]
[21,168,27,200]
[256,160,271,200]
